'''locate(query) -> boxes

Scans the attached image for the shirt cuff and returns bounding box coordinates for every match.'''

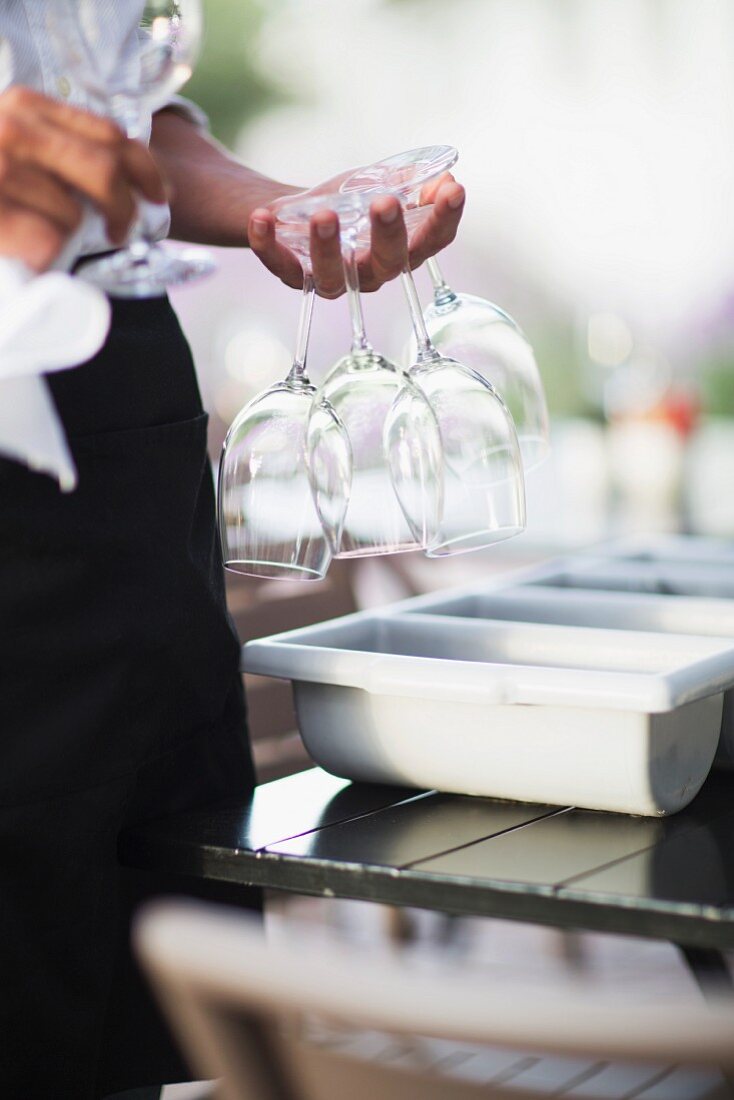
[157,95,210,131]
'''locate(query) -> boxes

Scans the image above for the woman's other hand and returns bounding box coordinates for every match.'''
[0,86,166,270]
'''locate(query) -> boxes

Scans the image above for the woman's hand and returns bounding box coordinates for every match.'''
[247,171,465,299]
[0,86,166,271]
[149,110,464,296]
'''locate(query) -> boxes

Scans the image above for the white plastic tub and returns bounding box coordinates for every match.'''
[525,558,734,598]
[597,533,734,566]
[243,612,734,816]
[406,584,734,768]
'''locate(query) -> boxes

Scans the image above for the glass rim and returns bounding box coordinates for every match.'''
[223,559,328,580]
[335,541,424,559]
[426,524,525,557]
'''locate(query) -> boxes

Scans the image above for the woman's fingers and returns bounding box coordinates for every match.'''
[247,207,304,289]
[252,176,464,297]
[358,195,408,292]
[12,118,137,242]
[408,180,465,270]
[0,194,66,271]
[21,88,167,204]
[309,210,344,298]
[419,170,457,206]
[120,138,169,205]
[309,196,409,296]
[0,157,82,233]
[0,87,167,244]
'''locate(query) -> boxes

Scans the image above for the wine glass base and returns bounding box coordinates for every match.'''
[426,525,525,558]
[77,243,216,299]
[224,559,327,581]
[340,145,459,203]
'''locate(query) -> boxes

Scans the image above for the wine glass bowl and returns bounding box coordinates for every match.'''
[422,289,550,472]
[410,356,526,556]
[312,348,443,555]
[217,209,351,580]
[218,383,337,580]
[135,0,204,108]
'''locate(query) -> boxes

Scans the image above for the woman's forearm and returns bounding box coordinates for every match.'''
[150,109,301,247]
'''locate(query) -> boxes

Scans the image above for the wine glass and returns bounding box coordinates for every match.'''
[341,149,525,555]
[276,192,444,558]
[422,256,551,471]
[49,0,215,298]
[401,272,526,556]
[217,216,351,581]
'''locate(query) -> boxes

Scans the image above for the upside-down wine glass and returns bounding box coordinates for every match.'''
[53,0,216,297]
[400,270,526,555]
[342,148,525,554]
[277,192,444,557]
[217,215,351,580]
[422,256,550,470]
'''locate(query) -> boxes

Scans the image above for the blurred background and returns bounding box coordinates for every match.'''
[170,0,734,665]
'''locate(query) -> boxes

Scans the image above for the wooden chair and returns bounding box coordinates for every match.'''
[137,901,734,1100]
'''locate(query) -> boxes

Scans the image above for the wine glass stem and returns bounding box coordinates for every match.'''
[401,267,439,363]
[426,255,457,307]
[128,222,152,260]
[426,256,449,294]
[287,270,315,385]
[113,96,154,251]
[342,238,371,354]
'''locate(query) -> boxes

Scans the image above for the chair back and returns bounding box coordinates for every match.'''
[137,901,734,1100]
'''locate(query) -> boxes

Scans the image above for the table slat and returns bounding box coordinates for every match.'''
[120,767,421,873]
[411,806,665,887]
[558,809,734,909]
[265,793,562,868]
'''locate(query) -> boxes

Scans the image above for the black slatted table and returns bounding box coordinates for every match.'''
[120,767,734,974]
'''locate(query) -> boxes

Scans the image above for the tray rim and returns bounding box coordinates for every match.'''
[241,535,734,714]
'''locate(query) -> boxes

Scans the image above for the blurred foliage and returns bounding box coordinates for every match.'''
[700,352,734,417]
[184,0,288,148]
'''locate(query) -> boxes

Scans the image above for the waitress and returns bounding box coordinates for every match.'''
[0,6,466,1099]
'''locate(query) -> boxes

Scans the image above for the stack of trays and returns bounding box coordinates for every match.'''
[242,536,734,817]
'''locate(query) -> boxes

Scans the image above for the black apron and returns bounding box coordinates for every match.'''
[0,297,257,1099]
